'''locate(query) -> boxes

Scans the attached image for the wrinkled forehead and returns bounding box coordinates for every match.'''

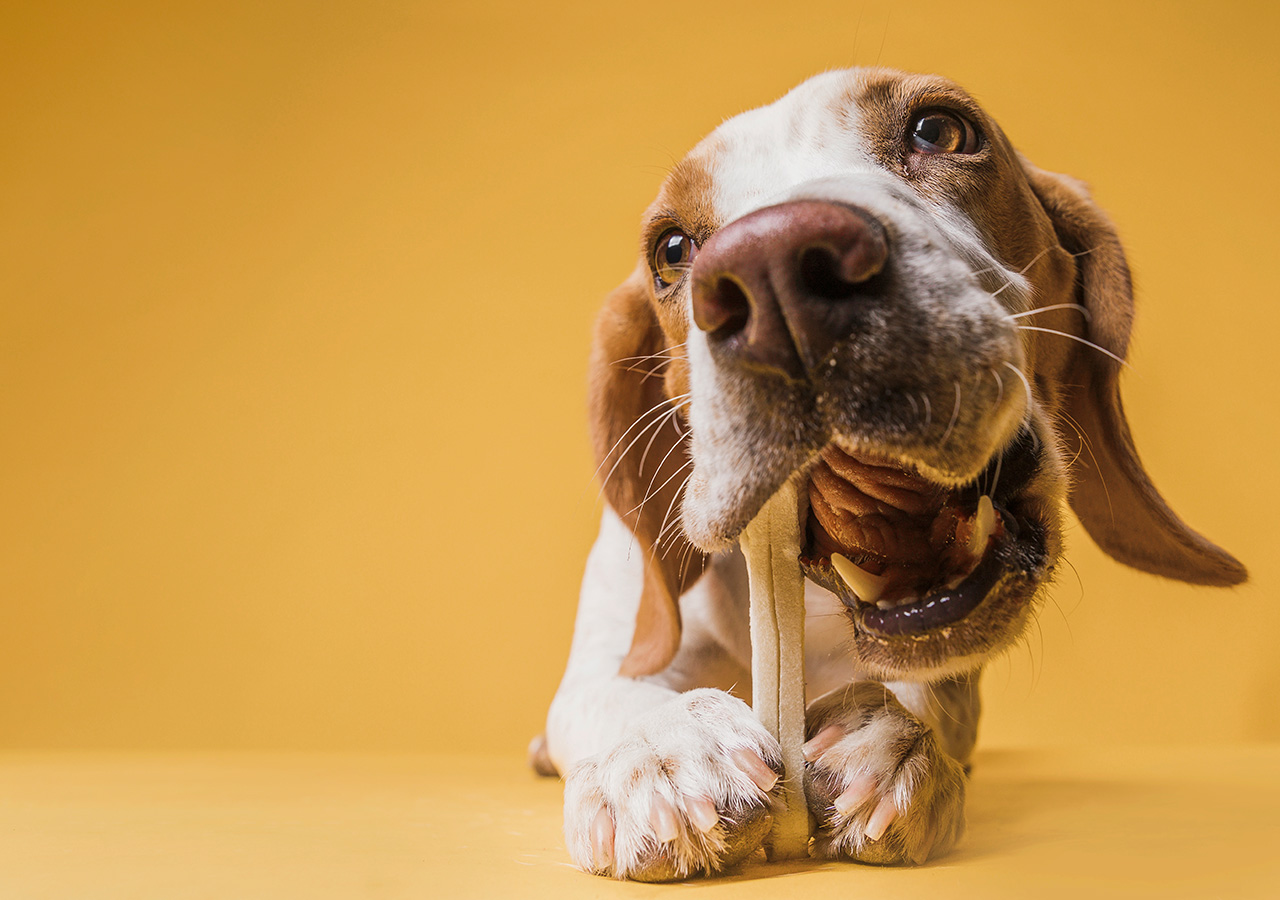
[659,68,987,231]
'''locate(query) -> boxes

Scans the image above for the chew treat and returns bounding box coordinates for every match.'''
[739,479,810,859]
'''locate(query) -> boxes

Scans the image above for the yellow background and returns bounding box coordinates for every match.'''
[2,0,1277,757]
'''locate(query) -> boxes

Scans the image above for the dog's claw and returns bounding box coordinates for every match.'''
[864,794,898,841]
[650,795,680,842]
[730,747,779,792]
[804,723,845,761]
[833,772,877,816]
[591,808,615,871]
[685,795,719,833]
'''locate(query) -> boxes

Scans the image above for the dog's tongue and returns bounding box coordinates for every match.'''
[808,446,966,598]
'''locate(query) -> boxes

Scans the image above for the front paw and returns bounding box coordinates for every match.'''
[562,689,783,881]
[803,683,966,865]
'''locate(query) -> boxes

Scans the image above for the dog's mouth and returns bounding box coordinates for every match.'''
[798,432,1045,641]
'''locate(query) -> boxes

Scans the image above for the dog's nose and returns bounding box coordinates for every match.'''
[691,201,888,380]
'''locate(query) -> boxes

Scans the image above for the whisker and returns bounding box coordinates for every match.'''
[1059,555,1086,622]
[628,438,693,518]
[925,681,968,730]
[676,531,701,580]
[1015,245,1052,276]
[988,246,1055,298]
[655,464,697,553]
[1001,361,1034,415]
[1059,409,1112,519]
[637,401,689,476]
[986,368,1006,497]
[611,350,680,367]
[592,392,690,494]
[630,442,693,545]
[1017,326,1130,368]
[615,359,677,379]
[1007,303,1092,322]
[611,342,686,365]
[940,381,962,446]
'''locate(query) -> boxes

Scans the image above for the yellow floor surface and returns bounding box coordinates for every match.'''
[1,746,1277,899]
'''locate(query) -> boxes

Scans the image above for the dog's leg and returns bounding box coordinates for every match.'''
[546,511,781,880]
[802,679,972,865]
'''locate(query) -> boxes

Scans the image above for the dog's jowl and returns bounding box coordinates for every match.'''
[531,67,1246,881]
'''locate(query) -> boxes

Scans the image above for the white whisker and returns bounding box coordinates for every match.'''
[628,434,693,518]
[1001,361,1034,416]
[1015,245,1052,276]
[655,463,697,551]
[637,403,686,475]
[940,381,962,445]
[592,392,690,494]
[1007,303,1092,322]
[1017,326,1130,368]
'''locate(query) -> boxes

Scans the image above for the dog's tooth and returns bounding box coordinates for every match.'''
[966,495,996,557]
[831,553,889,604]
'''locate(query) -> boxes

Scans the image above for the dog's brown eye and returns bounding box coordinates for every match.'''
[910,110,981,154]
[653,229,698,288]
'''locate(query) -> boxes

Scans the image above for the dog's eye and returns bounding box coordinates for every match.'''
[653,229,698,288]
[910,110,981,155]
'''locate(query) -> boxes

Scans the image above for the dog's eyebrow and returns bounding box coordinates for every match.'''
[649,155,720,243]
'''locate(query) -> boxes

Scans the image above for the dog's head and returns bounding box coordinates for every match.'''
[591,68,1246,682]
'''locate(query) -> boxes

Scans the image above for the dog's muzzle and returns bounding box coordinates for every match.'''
[686,199,1049,644]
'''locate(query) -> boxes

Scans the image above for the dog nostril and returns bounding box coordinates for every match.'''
[799,246,858,301]
[693,274,751,335]
[797,229,887,302]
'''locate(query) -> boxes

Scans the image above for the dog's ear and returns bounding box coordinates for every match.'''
[589,264,707,676]
[1022,162,1246,586]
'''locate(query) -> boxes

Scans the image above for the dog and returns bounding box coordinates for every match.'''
[529,67,1246,881]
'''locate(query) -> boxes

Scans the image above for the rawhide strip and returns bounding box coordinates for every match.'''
[739,479,810,859]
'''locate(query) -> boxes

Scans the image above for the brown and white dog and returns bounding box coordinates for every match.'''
[531,67,1246,881]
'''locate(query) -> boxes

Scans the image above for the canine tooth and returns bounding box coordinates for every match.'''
[831,553,889,604]
[967,495,996,557]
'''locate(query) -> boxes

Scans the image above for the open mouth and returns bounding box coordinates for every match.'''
[799,440,1036,638]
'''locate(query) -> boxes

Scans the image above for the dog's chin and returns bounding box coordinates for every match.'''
[686,425,1053,681]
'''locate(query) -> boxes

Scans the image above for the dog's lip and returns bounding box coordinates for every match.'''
[799,498,1034,638]
[854,525,1007,635]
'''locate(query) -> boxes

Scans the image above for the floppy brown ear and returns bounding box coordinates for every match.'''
[1023,162,1246,586]
[589,264,708,676]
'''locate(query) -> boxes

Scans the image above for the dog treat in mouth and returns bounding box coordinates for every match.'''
[739,479,810,860]
[807,445,1001,607]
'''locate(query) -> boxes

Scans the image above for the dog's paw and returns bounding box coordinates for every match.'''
[562,688,783,881]
[803,682,966,865]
